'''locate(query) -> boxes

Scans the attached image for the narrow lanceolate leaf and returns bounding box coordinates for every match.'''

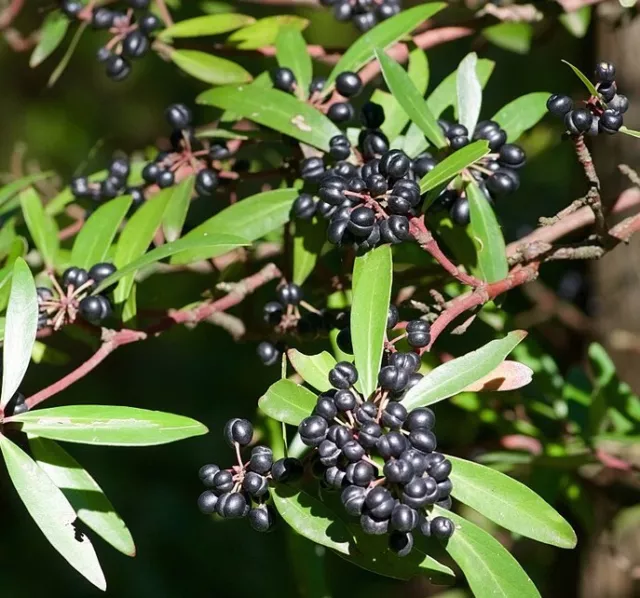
[113,188,172,305]
[8,405,208,446]
[492,92,551,142]
[29,436,135,556]
[0,436,106,590]
[170,188,297,264]
[198,86,341,152]
[435,506,541,598]
[171,50,252,85]
[272,484,352,554]
[325,3,446,89]
[158,13,255,39]
[292,217,325,285]
[287,349,337,392]
[20,188,59,267]
[561,59,598,98]
[227,15,309,50]
[276,26,312,100]
[70,196,132,269]
[351,245,393,398]
[0,172,54,207]
[467,180,509,283]
[258,379,317,426]
[0,258,37,410]
[375,48,446,149]
[30,11,69,67]
[48,22,87,87]
[401,331,527,411]
[448,456,577,548]
[620,126,640,139]
[162,175,195,242]
[456,53,482,134]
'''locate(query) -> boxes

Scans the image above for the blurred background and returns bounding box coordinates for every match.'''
[1,1,639,597]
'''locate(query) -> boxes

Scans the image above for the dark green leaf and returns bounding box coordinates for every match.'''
[30,11,69,67]
[287,349,336,392]
[48,22,87,87]
[351,245,393,398]
[420,141,490,194]
[8,405,208,446]
[276,26,312,100]
[228,16,308,50]
[29,436,135,556]
[561,59,598,98]
[620,126,640,139]
[158,13,254,39]
[162,175,195,242]
[448,455,577,548]
[258,379,317,426]
[492,92,550,142]
[292,217,325,285]
[0,436,106,590]
[171,50,252,85]
[198,86,341,151]
[467,180,508,283]
[20,188,59,267]
[0,172,55,208]
[456,53,482,135]
[483,22,533,54]
[0,258,37,410]
[401,331,527,411]
[70,196,132,269]
[325,3,446,90]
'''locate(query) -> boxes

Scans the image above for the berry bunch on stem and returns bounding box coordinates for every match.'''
[319,0,402,32]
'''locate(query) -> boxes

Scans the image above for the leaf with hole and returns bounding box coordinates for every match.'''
[171,50,252,85]
[258,379,317,426]
[287,349,337,392]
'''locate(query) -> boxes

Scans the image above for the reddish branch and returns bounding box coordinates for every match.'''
[0,0,24,30]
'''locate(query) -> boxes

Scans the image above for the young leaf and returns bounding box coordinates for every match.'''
[456,53,482,135]
[0,172,54,208]
[162,175,195,243]
[272,484,352,554]
[492,92,551,142]
[170,188,297,264]
[158,13,255,39]
[448,455,577,548]
[401,331,527,411]
[0,435,106,590]
[375,48,446,149]
[287,349,337,392]
[113,188,173,305]
[171,50,252,85]
[29,436,136,557]
[228,15,309,49]
[420,141,490,194]
[276,26,312,99]
[70,196,132,269]
[467,180,509,282]
[325,3,446,89]
[483,22,533,54]
[48,21,87,87]
[293,217,325,285]
[30,11,69,67]
[197,86,341,151]
[351,245,393,398]
[434,506,541,598]
[258,379,317,426]
[561,59,598,98]
[0,258,37,410]
[8,405,208,446]
[20,187,59,267]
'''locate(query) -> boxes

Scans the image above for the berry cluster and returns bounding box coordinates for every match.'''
[547,61,628,137]
[319,0,402,32]
[37,263,117,330]
[197,418,303,531]
[298,352,454,556]
[60,0,162,81]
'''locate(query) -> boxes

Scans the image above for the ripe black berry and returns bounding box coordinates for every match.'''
[328,102,355,123]
[409,428,437,453]
[430,458,452,482]
[165,103,192,130]
[197,490,218,514]
[365,486,395,519]
[123,30,149,59]
[383,458,414,484]
[157,170,175,188]
[389,352,420,373]
[353,12,376,32]
[216,492,248,519]
[195,169,218,196]
[599,109,623,134]
[380,215,410,244]
[329,362,358,389]
[379,150,411,179]
[212,470,234,494]
[324,466,346,489]
[348,207,375,237]
[242,471,269,497]
[487,169,519,196]
[329,135,351,160]
[257,341,280,366]
[105,55,131,81]
[345,460,375,486]
[594,61,615,83]
[599,81,617,102]
[61,0,83,17]
[309,76,326,94]
[248,446,273,474]
[71,176,90,198]
[450,197,470,227]
[300,157,325,183]
[342,440,366,462]
[378,366,409,393]
[564,108,593,135]
[318,439,341,466]
[341,485,366,516]
[389,530,414,556]
[271,457,303,482]
[387,305,399,329]
[413,154,438,179]
[354,401,377,425]
[546,94,573,117]
[609,94,629,114]
[79,295,111,324]
[5,391,28,416]
[358,421,382,449]
[327,423,353,447]
[381,402,408,430]
[436,478,453,500]
[223,418,253,447]
[400,449,427,477]
[277,283,303,306]
[402,476,437,508]
[299,415,329,447]
[271,67,296,93]
[377,431,407,459]
[138,12,162,34]
[361,102,386,129]
[390,503,419,532]
[406,319,431,349]
[498,144,526,169]
[430,516,455,540]
[292,193,316,220]
[249,505,277,532]
[335,71,362,98]
[360,513,389,535]
[92,7,114,29]
[88,262,116,284]
[406,407,435,431]
[334,389,356,412]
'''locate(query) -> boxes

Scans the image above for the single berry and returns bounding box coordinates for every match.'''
[599,109,623,134]
[546,94,573,117]
[60,0,83,17]
[450,196,470,226]
[400,449,427,477]
[380,215,410,244]
[299,415,329,447]
[436,478,453,500]
[377,1,400,19]
[383,458,414,484]
[249,505,277,532]
[263,301,284,325]
[345,460,376,486]
[393,179,421,206]
[487,168,519,196]
[390,503,419,532]
[195,169,218,196]
[334,389,357,412]
[270,67,296,93]
[142,162,160,183]
[409,428,437,453]
[327,423,353,447]
[329,362,358,389]
[328,102,355,123]
[388,530,414,556]
[387,305,399,329]
[138,11,162,34]
[335,71,363,98]
[123,30,150,58]
[405,407,435,431]
[165,103,192,130]
[197,490,218,514]
[324,466,346,489]
[360,513,389,535]
[242,472,269,497]
[361,102,386,129]
[594,61,615,83]
[292,193,316,220]
[76,295,110,324]
[379,150,411,179]
[358,421,382,449]
[71,176,90,198]
[431,458,452,482]
[4,391,28,416]
[381,402,408,430]
[413,154,438,178]
[406,319,431,349]
[309,76,326,94]
[450,135,470,150]
[257,341,280,366]
[215,492,248,519]
[157,170,175,189]
[300,157,325,183]
[402,476,437,508]
[318,439,341,466]
[609,94,629,114]
[431,516,455,540]
[271,457,303,482]
[365,486,395,519]
[342,440,366,462]
[277,283,303,306]
[389,352,421,373]
[212,470,234,494]
[249,446,273,474]
[105,55,131,81]
[223,418,253,447]
[354,401,377,425]
[61,266,89,289]
[353,11,377,32]
[348,206,376,237]
[378,365,409,393]
[498,144,526,169]
[341,485,366,516]
[329,135,351,160]
[92,7,114,29]
[377,431,407,459]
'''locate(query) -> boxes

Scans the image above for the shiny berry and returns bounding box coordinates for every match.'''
[594,61,615,83]
[358,421,382,449]
[139,12,162,33]
[249,505,277,532]
[609,94,629,114]
[92,7,114,28]
[212,470,234,494]
[329,135,351,160]
[292,193,316,220]
[387,305,399,329]
[329,362,358,389]
[379,149,411,179]
[361,102,385,128]
[88,262,116,284]
[328,102,354,123]
[157,170,175,188]
[431,459,453,482]
[380,215,410,244]
[79,295,111,324]
[599,109,623,134]
[242,472,269,497]
[197,490,218,514]
[271,67,296,93]
[402,476,437,508]
[336,71,362,98]
[299,415,329,447]
[409,428,437,452]
[215,492,248,519]
[300,157,325,183]
[348,207,375,237]
[277,283,303,306]
[165,103,192,129]
[498,144,526,169]
[377,431,407,459]
[360,513,389,534]
[334,389,357,412]
[271,457,303,482]
[354,401,377,425]
[431,516,455,540]
[381,402,408,429]
[546,94,573,117]
[345,460,376,486]
[365,486,395,519]
[341,485,366,516]
[195,169,218,196]
[249,446,273,474]
[383,459,414,484]
[389,352,420,373]
[450,196,470,226]
[223,418,253,447]
[257,341,280,366]
[123,30,149,58]
[105,55,131,81]
[342,440,366,462]
[406,407,435,431]
[378,365,409,392]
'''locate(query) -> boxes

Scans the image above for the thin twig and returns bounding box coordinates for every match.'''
[154,0,174,26]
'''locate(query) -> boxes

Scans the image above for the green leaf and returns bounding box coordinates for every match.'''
[276,26,312,100]
[258,379,317,426]
[325,4,445,90]
[170,188,297,264]
[467,180,509,283]
[420,141,490,194]
[272,484,352,554]
[20,188,59,267]
[0,436,106,590]
[158,13,255,39]
[113,188,172,304]
[70,196,132,269]
[561,59,598,98]
[456,53,482,135]
[435,506,541,598]
[171,50,252,85]
[198,86,341,151]
[292,217,325,285]
[492,92,550,142]
[287,349,336,392]
[30,11,69,67]
[351,245,393,398]
[29,436,135,556]
[0,238,27,313]
[0,172,55,208]
[228,15,308,50]
[483,22,533,54]
[8,405,208,446]
[48,22,87,88]
[162,175,195,243]
[448,455,577,548]
[0,258,37,410]
[620,126,640,139]
[559,6,591,38]
[401,331,527,411]
[376,48,446,149]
